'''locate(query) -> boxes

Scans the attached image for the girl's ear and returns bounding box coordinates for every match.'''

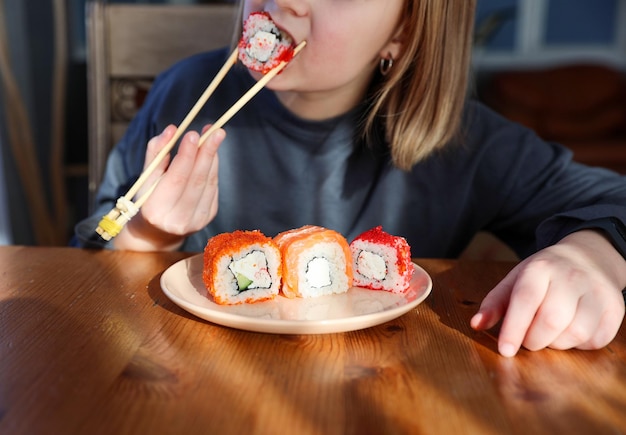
[380,25,407,61]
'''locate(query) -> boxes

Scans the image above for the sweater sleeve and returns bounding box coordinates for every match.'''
[463,102,626,259]
[536,204,626,258]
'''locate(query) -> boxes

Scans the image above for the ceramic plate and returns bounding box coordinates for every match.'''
[160,254,432,334]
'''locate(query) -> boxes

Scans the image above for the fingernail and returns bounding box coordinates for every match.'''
[499,343,517,358]
[188,131,199,145]
[161,125,173,137]
[214,128,226,141]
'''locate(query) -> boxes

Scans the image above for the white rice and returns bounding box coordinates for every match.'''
[295,241,350,298]
[213,242,281,304]
[350,240,410,293]
[238,12,294,72]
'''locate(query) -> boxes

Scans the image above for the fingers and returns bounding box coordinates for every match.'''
[471,259,553,357]
[142,126,225,234]
[164,128,224,228]
[520,279,581,351]
[475,251,626,357]
[140,125,176,193]
[145,124,176,169]
[190,130,221,225]
[495,262,552,357]
[470,263,539,357]
[552,289,625,351]
[470,261,528,332]
[547,292,600,350]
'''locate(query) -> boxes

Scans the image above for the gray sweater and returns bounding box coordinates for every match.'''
[74,48,626,261]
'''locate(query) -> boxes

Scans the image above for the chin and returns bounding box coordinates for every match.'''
[247,69,297,91]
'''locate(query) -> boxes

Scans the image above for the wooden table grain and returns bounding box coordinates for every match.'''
[1,245,625,435]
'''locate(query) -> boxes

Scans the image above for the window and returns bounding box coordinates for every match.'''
[474,0,626,70]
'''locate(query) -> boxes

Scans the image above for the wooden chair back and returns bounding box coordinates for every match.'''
[86,1,237,209]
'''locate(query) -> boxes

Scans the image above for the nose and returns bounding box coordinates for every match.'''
[267,0,309,17]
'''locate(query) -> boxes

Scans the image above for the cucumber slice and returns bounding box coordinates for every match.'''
[236,273,253,291]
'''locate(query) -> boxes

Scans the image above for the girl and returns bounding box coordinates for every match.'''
[75,0,626,357]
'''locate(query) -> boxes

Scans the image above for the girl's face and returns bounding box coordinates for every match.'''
[242,0,404,119]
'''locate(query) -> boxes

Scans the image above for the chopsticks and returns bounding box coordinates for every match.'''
[96,41,306,241]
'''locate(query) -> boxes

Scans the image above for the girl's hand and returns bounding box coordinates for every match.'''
[114,124,225,251]
[471,230,626,357]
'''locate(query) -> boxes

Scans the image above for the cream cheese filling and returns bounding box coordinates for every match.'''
[357,250,387,280]
[246,31,277,62]
[306,257,331,288]
[229,251,271,289]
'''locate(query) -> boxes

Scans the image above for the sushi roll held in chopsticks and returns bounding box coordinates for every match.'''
[238,11,296,74]
[203,230,282,305]
[274,225,353,299]
[350,226,415,293]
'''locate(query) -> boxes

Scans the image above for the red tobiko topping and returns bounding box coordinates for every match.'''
[273,46,295,64]
[238,11,296,74]
[249,10,271,20]
[355,226,398,245]
[354,226,412,267]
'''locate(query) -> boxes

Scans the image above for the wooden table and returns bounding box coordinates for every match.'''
[1,246,625,434]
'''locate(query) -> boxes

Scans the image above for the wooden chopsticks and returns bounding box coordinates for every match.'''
[96,41,306,241]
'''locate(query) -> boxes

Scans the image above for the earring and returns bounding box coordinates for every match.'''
[379,55,394,76]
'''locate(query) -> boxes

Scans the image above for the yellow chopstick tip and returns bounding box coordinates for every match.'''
[97,216,122,239]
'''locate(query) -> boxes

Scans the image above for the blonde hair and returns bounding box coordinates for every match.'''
[366,0,477,170]
[233,1,476,170]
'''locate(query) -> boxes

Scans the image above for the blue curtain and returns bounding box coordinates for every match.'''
[0,132,12,245]
[0,0,62,245]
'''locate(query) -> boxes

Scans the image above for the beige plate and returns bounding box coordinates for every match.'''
[160,254,432,334]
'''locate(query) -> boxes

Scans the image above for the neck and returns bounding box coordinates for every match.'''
[274,89,354,120]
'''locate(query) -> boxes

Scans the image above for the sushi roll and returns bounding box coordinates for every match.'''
[238,11,295,74]
[350,226,414,293]
[203,230,282,305]
[274,225,353,299]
